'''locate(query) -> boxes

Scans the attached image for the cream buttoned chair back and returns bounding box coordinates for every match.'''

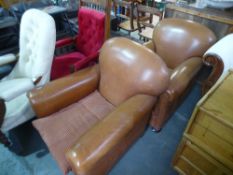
[5,9,56,86]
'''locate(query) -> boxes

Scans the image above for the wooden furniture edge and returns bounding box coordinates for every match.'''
[166,4,233,25]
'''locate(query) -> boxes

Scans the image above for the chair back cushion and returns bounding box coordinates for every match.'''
[99,37,169,106]
[9,9,56,86]
[152,18,216,69]
[76,7,105,56]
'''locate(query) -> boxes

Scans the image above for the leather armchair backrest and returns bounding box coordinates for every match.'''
[152,18,216,69]
[8,9,56,86]
[76,7,105,56]
[99,37,169,106]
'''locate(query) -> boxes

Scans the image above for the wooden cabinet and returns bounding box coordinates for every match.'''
[173,70,233,175]
[165,4,233,39]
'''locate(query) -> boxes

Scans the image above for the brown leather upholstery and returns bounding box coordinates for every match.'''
[28,37,169,175]
[144,18,216,131]
[28,65,100,118]
[99,38,169,106]
[33,91,115,172]
[66,94,155,175]
[152,19,216,69]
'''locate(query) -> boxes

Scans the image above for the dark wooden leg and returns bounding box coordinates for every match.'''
[0,98,9,147]
[0,130,11,147]
[0,93,24,153]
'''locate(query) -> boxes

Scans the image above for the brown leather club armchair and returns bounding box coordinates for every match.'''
[28,37,169,175]
[144,18,216,131]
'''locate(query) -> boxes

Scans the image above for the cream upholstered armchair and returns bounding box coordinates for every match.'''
[28,37,169,175]
[202,33,233,94]
[0,9,56,147]
[144,18,216,131]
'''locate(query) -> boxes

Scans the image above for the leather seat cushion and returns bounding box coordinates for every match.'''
[32,91,115,174]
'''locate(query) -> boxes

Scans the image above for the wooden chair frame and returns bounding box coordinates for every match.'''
[136,3,163,41]
[113,0,137,34]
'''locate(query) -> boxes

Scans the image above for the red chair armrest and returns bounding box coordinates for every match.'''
[72,51,100,72]
[55,37,78,57]
[56,37,76,48]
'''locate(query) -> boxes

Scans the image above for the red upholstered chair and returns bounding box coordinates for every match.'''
[50,7,105,80]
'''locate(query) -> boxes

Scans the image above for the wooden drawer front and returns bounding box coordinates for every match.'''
[174,157,201,175]
[174,140,230,175]
[182,143,219,174]
[194,109,233,146]
[188,123,233,171]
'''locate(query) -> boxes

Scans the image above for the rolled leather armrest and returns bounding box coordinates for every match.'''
[28,65,99,118]
[203,33,233,74]
[143,41,154,52]
[202,34,233,94]
[0,78,35,101]
[166,57,202,101]
[202,54,224,94]
[0,53,17,66]
[66,94,156,175]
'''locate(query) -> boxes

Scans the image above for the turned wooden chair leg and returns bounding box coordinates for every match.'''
[0,130,11,147]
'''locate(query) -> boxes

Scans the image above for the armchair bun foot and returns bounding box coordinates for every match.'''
[151,127,161,133]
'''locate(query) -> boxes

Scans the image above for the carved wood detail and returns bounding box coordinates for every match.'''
[202,55,224,95]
